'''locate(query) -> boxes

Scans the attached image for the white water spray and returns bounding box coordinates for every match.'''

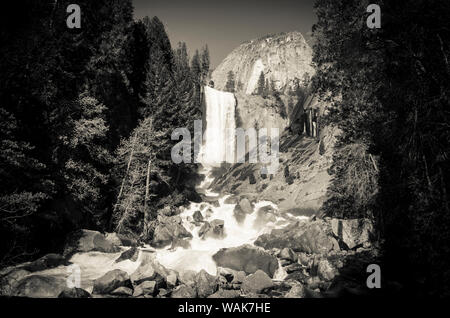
[199,86,236,165]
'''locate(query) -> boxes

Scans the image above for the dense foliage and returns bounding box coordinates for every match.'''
[313,0,450,296]
[0,1,207,264]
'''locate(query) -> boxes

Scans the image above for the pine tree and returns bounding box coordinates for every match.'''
[237,80,244,92]
[0,108,48,264]
[201,45,210,84]
[225,71,236,92]
[191,50,202,84]
[54,94,113,219]
[257,71,266,96]
[113,117,165,236]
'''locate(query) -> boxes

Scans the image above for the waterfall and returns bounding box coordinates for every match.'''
[200,86,236,165]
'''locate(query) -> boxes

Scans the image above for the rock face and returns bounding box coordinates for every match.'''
[212,32,314,95]
[63,229,120,257]
[255,219,340,255]
[152,215,192,248]
[241,270,274,294]
[92,269,132,294]
[211,126,339,215]
[330,218,374,249]
[212,244,279,278]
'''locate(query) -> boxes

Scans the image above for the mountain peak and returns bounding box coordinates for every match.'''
[212,31,314,94]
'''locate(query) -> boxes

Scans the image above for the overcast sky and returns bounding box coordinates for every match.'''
[133,0,317,68]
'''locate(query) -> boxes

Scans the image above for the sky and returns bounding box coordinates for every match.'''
[133,0,317,68]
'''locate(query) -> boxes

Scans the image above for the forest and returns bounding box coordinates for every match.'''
[0,0,208,266]
[314,0,450,296]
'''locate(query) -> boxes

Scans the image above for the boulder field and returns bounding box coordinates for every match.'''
[0,216,380,298]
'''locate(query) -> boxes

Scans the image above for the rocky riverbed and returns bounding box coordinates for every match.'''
[1,129,381,298]
[0,214,379,298]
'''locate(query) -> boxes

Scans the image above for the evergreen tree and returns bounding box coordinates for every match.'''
[225,71,236,92]
[191,50,202,84]
[237,80,244,92]
[53,94,112,223]
[0,108,48,264]
[201,45,210,83]
[257,71,266,96]
[313,0,450,296]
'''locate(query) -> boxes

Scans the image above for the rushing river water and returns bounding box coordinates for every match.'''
[23,86,309,292]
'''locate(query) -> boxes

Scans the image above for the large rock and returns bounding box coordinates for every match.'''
[130,252,174,288]
[232,271,247,284]
[233,205,246,224]
[152,215,192,248]
[178,270,197,287]
[115,247,139,263]
[317,258,337,281]
[130,259,156,285]
[110,286,133,297]
[278,248,298,263]
[330,218,374,249]
[105,232,138,247]
[208,289,241,298]
[253,206,277,230]
[14,275,66,298]
[241,270,274,294]
[192,211,203,222]
[92,269,132,294]
[238,198,253,214]
[170,238,191,250]
[212,244,279,278]
[195,269,218,298]
[199,219,225,239]
[58,287,91,298]
[285,283,306,298]
[22,254,67,272]
[255,220,340,255]
[171,284,197,298]
[217,267,235,282]
[133,280,157,297]
[0,268,30,296]
[63,229,120,257]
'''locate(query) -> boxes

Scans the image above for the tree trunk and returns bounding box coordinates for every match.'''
[114,132,138,213]
[143,158,151,236]
[144,159,151,207]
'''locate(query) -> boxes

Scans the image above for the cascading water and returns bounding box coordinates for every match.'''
[154,86,298,278]
[19,86,309,292]
[199,86,236,165]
